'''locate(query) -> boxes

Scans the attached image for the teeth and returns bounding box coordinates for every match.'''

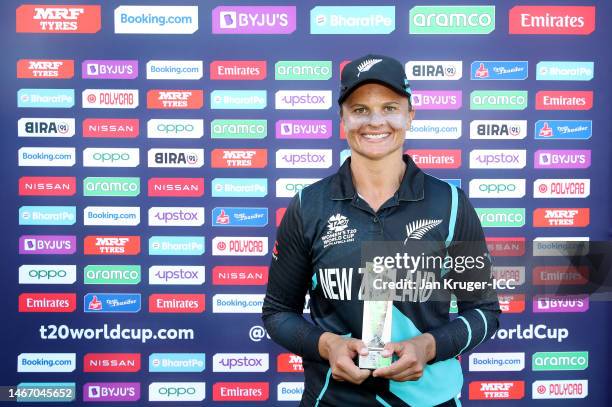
[363,133,390,139]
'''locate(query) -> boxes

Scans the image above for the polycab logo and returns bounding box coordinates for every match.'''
[83,118,139,138]
[469,179,526,199]
[409,6,495,34]
[405,149,461,169]
[212,237,268,256]
[533,266,589,286]
[509,6,595,35]
[148,382,205,402]
[212,266,268,285]
[533,294,589,313]
[210,60,266,80]
[82,89,139,109]
[410,90,461,110]
[147,60,203,80]
[533,179,590,198]
[83,148,139,168]
[470,120,527,140]
[84,353,141,373]
[212,294,264,313]
[17,59,74,79]
[19,264,77,285]
[486,237,525,256]
[147,119,203,139]
[276,178,320,198]
[468,352,525,372]
[149,266,205,285]
[82,60,138,80]
[18,353,76,373]
[534,120,592,140]
[536,91,593,110]
[148,178,204,197]
[492,266,525,287]
[470,150,526,169]
[148,207,205,227]
[470,61,528,80]
[18,293,76,312]
[148,148,204,168]
[147,90,203,110]
[275,149,332,169]
[406,120,461,140]
[276,120,331,139]
[213,6,296,34]
[213,382,269,401]
[149,294,205,313]
[532,380,588,399]
[211,149,267,168]
[275,90,332,110]
[469,381,525,400]
[277,353,304,372]
[212,207,268,227]
[310,6,395,35]
[19,235,76,255]
[16,5,101,33]
[19,177,76,196]
[114,6,199,35]
[83,382,140,402]
[84,293,141,313]
[499,294,525,313]
[212,353,269,373]
[84,236,140,255]
[18,118,75,138]
[405,61,462,80]
[533,208,589,227]
[534,150,591,169]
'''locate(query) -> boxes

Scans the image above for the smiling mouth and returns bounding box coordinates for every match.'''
[362,133,391,140]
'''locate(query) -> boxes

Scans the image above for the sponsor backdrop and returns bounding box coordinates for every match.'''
[1,0,611,405]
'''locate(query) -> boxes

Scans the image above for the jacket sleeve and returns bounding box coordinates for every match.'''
[428,188,501,363]
[261,194,326,362]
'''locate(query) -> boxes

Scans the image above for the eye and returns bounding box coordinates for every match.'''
[353,107,367,114]
[384,105,398,112]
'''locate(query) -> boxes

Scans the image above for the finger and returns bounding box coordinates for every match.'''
[373,355,417,378]
[387,370,424,382]
[381,341,404,357]
[383,361,424,382]
[346,339,369,356]
[336,356,371,384]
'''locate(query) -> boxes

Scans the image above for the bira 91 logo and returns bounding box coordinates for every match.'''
[470,120,527,140]
[277,353,304,372]
[406,61,462,80]
[18,293,76,312]
[149,294,205,313]
[84,236,140,255]
[210,60,267,80]
[509,6,595,35]
[213,266,268,285]
[533,208,589,227]
[18,118,75,138]
[148,149,204,168]
[212,237,268,256]
[406,149,461,169]
[84,353,141,373]
[213,382,269,401]
[211,149,267,168]
[469,381,525,400]
[16,5,101,33]
[17,59,74,79]
[213,6,296,34]
[83,118,139,138]
[147,90,203,109]
[148,178,204,197]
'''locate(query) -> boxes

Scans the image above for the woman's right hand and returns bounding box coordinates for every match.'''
[318,332,371,384]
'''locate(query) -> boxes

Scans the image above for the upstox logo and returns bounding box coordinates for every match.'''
[211,120,267,139]
[310,6,395,34]
[83,177,140,197]
[471,91,528,110]
[410,6,495,34]
[532,351,588,371]
[275,91,333,110]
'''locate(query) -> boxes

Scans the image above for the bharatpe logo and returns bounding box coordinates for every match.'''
[19,206,76,226]
[212,353,269,372]
[535,120,592,140]
[18,118,75,138]
[148,382,206,402]
[409,6,495,34]
[470,150,527,169]
[534,150,591,169]
[213,207,268,227]
[470,120,527,140]
[147,60,203,80]
[469,353,525,372]
[82,60,138,79]
[470,91,528,110]
[18,88,74,108]
[321,214,356,249]
[407,120,462,140]
[19,264,77,285]
[148,236,205,256]
[275,90,331,110]
[211,119,267,139]
[149,353,205,373]
[84,265,141,285]
[148,119,203,139]
[210,90,266,109]
[532,380,588,399]
[212,178,268,198]
[149,266,205,285]
[411,90,461,110]
[536,61,594,81]
[471,61,528,80]
[275,61,332,80]
[213,6,296,34]
[19,147,75,167]
[84,293,141,313]
[17,353,76,373]
[310,6,395,34]
[276,149,332,169]
[114,6,199,34]
[83,206,141,227]
[276,120,331,139]
[405,61,462,80]
[83,177,140,197]
[83,383,140,402]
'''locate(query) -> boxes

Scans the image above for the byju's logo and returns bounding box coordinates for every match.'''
[84,293,141,313]
[406,61,462,80]
[16,5,101,33]
[212,207,268,227]
[536,61,593,81]
[534,120,591,140]
[410,6,495,34]
[276,120,331,139]
[83,382,140,402]
[213,6,296,34]
[534,150,591,169]
[18,118,75,138]
[82,60,138,79]
[471,61,528,80]
[19,235,76,255]
[114,6,198,34]
[275,91,332,110]
[18,88,74,108]
[410,91,461,110]
[310,6,395,35]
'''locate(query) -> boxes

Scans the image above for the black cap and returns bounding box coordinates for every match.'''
[338,54,411,106]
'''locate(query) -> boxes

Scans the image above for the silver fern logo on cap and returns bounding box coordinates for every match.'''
[356,58,382,77]
[404,219,442,243]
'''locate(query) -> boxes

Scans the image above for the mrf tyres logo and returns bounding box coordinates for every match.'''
[321,214,357,249]
[16,5,101,33]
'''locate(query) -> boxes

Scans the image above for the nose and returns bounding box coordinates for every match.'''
[367,111,385,127]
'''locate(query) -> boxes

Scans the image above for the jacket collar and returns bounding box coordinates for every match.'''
[330,154,424,202]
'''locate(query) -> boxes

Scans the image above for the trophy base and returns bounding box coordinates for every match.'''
[358,348,392,370]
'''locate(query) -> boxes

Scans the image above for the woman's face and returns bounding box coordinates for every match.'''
[341,83,414,163]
